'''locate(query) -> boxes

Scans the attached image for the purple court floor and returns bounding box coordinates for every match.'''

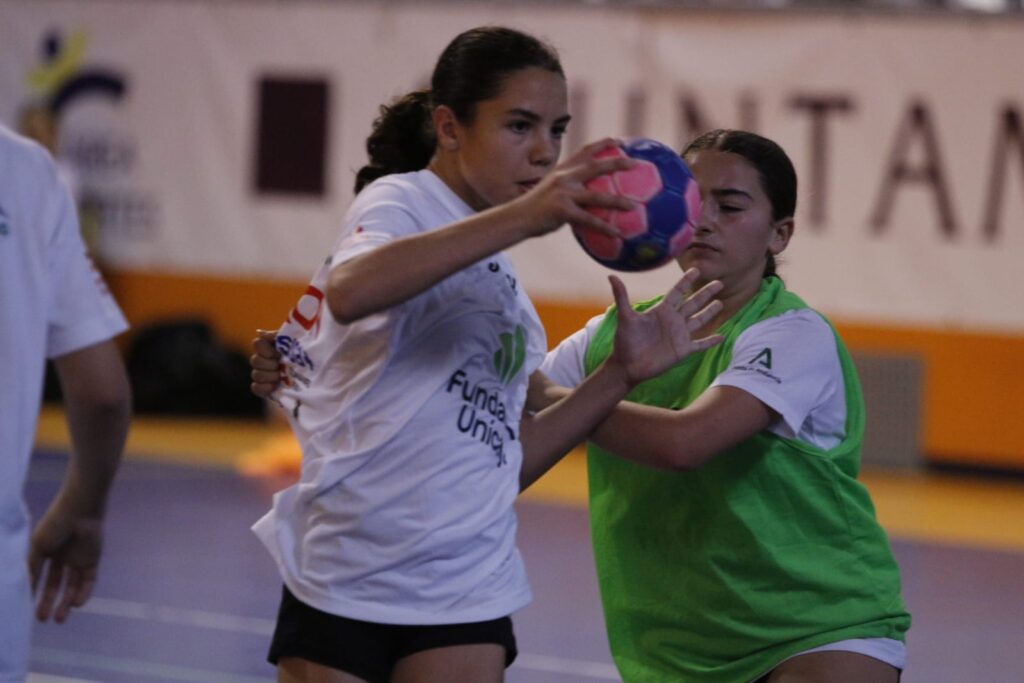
[24,449,1024,683]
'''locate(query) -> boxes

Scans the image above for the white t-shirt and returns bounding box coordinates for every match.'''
[540,307,846,450]
[253,170,547,625]
[0,125,127,681]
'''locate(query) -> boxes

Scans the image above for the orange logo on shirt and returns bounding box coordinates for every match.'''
[289,285,325,335]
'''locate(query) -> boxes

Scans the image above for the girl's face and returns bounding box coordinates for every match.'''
[680,149,791,293]
[438,67,569,211]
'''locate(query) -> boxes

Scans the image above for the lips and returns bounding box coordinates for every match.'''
[686,242,718,252]
[517,179,540,192]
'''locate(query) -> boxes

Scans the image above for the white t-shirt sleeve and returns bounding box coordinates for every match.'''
[46,171,127,359]
[711,309,846,448]
[539,313,607,388]
[331,181,422,265]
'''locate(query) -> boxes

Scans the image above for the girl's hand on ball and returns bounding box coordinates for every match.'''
[514,138,635,238]
[572,137,700,271]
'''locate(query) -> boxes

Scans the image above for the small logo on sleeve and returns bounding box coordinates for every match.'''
[750,347,772,369]
[735,347,781,384]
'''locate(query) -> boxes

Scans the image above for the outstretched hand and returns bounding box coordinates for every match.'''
[29,501,103,624]
[607,267,724,386]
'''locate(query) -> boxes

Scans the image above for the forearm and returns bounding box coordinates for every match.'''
[54,340,132,518]
[530,384,772,474]
[62,392,130,517]
[586,402,715,471]
[523,383,697,475]
[519,360,634,490]
[327,201,535,324]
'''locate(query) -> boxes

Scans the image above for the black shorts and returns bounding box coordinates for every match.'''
[268,585,518,682]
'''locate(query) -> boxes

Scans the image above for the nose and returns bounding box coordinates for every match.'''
[695,196,716,233]
[530,131,559,168]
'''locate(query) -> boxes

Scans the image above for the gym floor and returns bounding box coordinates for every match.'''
[25,408,1024,683]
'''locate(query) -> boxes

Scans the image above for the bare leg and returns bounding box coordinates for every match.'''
[389,644,505,683]
[278,656,371,683]
[765,651,900,683]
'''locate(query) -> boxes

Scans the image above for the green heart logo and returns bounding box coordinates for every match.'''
[493,325,526,384]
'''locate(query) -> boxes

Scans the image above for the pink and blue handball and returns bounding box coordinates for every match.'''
[572,138,700,272]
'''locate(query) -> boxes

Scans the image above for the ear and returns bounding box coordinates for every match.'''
[432,105,460,152]
[768,216,794,256]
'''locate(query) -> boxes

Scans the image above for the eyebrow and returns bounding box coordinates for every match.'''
[505,108,572,126]
[710,188,753,201]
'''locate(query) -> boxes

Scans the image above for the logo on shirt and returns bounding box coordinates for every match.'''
[0,205,9,237]
[488,260,518,293]
[275,334,314,373]
[493,325,526,384]
[750,347,773,369]
[736,347,782,384]
[287,285,326,336]
[446,370,513,467]
[440,325,530,467]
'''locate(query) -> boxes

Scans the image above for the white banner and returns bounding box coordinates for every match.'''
[2,0,1022,330]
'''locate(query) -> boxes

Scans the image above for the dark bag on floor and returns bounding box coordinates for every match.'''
[125,318,263,417]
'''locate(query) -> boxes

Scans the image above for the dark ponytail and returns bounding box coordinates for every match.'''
[354,90,435,193]
[353,26,563,194]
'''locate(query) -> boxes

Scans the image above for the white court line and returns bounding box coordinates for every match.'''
[28,675,103,683]
[31,647,273,683]
[81,596,276,635]
[67,596,620,680]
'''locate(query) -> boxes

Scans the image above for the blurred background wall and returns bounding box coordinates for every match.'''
[2,0,1022,470]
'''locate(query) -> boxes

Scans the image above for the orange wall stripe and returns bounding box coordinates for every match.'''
[833,322,1024,468]
[105,269,1024,470]
[105,269,304,351]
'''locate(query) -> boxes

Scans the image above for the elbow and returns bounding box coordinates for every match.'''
[327,289,362,325]
[667,458,699,473]
[112,378,133,417]
[660,442,708,472]
[655,428,717,472]
[667,448,714,472]
[94,392,132,430]
[88,372,133,416]
[102,360,133,411]
[54,340,132,423]
[650,449,695,472]
[326,271,369,325]
[67,373,132,424]
[106,382,132,415]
